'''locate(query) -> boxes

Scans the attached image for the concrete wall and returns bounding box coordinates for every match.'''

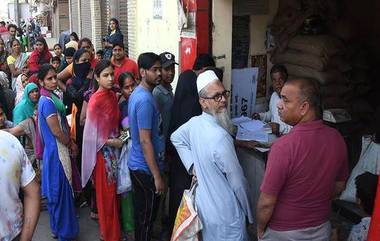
[134,0,180,59]
[212,0,233,91]
[133,0,181,86]
[248,0,278,108]
[249,0,278,56]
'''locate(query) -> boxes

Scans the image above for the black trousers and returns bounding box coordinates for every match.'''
[131,170,160,241]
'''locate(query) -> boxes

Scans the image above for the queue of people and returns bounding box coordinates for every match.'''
[0,18,376,241]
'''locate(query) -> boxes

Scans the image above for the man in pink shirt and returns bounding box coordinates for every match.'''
[257,78,349,241]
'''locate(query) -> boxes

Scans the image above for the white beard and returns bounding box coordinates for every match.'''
[210,108,233,135]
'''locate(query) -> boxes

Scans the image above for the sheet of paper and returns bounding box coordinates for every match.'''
[231,116,252,125]
[239,119,265,132]
[236,127,269,143]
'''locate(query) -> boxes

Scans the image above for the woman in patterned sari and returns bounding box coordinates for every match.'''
[37,64,79,241]
[7,38,28,90]
[82,60,122,241]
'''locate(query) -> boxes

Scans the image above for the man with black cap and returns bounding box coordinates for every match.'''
[153,52,178,141]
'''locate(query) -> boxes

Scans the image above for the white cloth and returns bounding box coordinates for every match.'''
[171,112,253,241]
[340,136,380,202]
[196,70,218,93]
[0,130,36,241]
[259,221,331,241]
[259,92,292,135]
[347,217,370,241]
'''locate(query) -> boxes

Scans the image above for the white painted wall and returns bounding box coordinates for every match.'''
[134,0,181,88]
[212,0,233,91]
[248,0,278,111]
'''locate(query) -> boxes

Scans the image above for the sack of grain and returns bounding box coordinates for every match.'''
[272,49,329,71]
[284,63,346,85]
[328,55,352,73]
[320,84,350,98]
[322,97,348,109]
[288,35,344,57]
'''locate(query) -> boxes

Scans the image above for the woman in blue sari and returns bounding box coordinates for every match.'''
[37,64,79,241]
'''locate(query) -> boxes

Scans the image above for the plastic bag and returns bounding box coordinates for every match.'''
[171,180,202,241]
[117,141,132,194]
[340,136,380,202]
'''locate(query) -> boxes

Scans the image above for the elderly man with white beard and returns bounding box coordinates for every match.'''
[170,70,253,241]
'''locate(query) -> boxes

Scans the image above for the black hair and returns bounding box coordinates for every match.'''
[193,53,215,71]
[93,60,113,91]
[112,42,124,50]
[270,64,288,80]
[355,172,378,215]
[70,32,79,41]
[0,21,5,26]
[10,38,20,47]
[7,23,17,31]
[64,47,76,57]
[35,37,48,50]
[118,72,135,88]
[0,85,10,120]
[78,38,93,49]
[37,64,56,81]
[108,18,121,34]
[137,52,160,70]
[94,59,113,77]
[51,56,61,63]
[204,66,224,83]
[286,77,322,117]
[96,49,104,56]
[53,43,62,49]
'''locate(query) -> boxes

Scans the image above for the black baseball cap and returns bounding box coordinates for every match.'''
[160,52,178,68]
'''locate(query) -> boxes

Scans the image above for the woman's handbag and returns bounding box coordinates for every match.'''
[171,179,203,241]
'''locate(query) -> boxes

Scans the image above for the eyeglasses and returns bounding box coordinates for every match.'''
[201,90,230,102]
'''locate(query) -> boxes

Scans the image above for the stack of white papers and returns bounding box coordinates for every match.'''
[232,116,269,143]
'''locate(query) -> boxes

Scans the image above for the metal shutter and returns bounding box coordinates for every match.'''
[70,0,80,33]
[80,0,92,38]
[127,0,137,60]
[119,0,128,50]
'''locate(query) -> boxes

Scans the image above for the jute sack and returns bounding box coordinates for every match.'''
[320,84,350,98]
[322,96,348,109]
[288,35,344,57]
[284,63,346,85]
[272,49,329,71]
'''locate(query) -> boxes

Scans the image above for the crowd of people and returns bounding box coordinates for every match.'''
[0,17,378,241]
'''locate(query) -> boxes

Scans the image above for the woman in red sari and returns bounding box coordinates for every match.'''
[28,37,52,75]
[28,37,52,85]
[82,60,123,241]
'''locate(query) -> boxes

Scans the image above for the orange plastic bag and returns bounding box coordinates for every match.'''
[171,180,202,241]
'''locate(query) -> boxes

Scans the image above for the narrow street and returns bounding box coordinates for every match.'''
[33,207,100,241]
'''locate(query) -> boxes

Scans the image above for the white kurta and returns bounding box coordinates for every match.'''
[171,112,253,241]
[259,92,292,135]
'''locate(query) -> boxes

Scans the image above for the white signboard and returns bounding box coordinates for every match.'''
[231,67,258,118]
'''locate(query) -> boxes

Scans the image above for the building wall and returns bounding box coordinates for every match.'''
[80,0,92,38]
[70,0,80,34]
[212,0,233,90]
[57,0,70,35]
[130,0,180,87]
[134,0,180,60]
[249,0,278,56]
[127,0,137,60]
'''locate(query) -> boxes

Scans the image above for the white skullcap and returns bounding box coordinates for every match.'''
[197,70,219,93]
